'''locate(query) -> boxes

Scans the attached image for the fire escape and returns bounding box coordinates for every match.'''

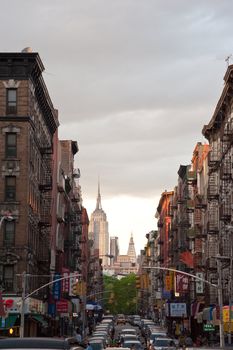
[38,144,53,273]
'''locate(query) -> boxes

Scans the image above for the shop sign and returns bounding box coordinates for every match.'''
[175,273,189,293]
[165,275,172,291]
[69,273,78,297]
[28,298,45,314]
[53,273,61,300]
[170,303,187,317]
[48,303,56,316]
[162,289,171,299]
[0,297,21,314]
[196,272,204,294]
[62,268,70,293]
[56,300,68,313]
[203,324,215,332]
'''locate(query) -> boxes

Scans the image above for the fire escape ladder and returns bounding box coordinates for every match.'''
[207,172,219,200]
[207,200,219,234]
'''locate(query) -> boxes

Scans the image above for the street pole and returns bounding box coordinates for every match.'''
[217,257,225,348]
[228,238,233,345]
[143,265,225,348]
[19,271,26,338]
[18,272,81,338]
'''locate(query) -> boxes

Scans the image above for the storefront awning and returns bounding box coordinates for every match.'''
[31,315,48,328]
[0,315,18,329]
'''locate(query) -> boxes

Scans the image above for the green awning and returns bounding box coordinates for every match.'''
[0,315,17,329]
[31,314,48,327]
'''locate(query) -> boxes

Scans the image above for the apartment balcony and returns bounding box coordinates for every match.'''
[207,221,219,235]
[187,171,197,183]
[193,252,205,268]
[220,163,232,181]
[219,203,231,222]
[207,257,217,271]
[195,194,207,209]
[177,219,190,228]
[157,220,163,228]
[157,239,164,245]
[186,199,195,212]
[177,196,186,205]
[187,227,197,239]
[208,150,220,169]
[207,185,219,200]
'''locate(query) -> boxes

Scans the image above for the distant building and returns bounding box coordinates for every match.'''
[107,233,138,275]
[110,236,119,265]
[88,183,109,266]
[127,233,137,263]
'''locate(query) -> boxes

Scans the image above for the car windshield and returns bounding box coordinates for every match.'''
[123,336,137,341]
[154,339,174,347]
[150,334,167,340]
[122,330,136,334]
[89,343,103,350]
[124,342,141,349]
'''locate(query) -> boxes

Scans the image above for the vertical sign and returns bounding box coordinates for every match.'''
[175,273,189,293]
[61,268,70,293]
[69,272,78,297]
[53,273,61,300]
[165,275,172,291]
[196,272,204,294]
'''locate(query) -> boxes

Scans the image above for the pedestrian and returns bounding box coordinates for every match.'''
[74,328,82,344]
[86,342,93,350]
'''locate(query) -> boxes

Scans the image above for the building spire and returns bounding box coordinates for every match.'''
[96,178,102,210]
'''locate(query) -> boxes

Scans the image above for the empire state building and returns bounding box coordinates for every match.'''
[88,184,109,266]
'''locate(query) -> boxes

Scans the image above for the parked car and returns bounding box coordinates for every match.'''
[120,329,137,336]
[147,332,167,346]
[0,338,79,350]
[123,340,144,350]
[153,338,176,350]
[89,339,105,350]
[117,314,126,325]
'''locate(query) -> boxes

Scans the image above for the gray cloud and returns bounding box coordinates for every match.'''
[1,0,233,202]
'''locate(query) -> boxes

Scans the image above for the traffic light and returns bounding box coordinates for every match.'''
[136,275,141,289]
[72,282,79,296]
[9,328,14,335]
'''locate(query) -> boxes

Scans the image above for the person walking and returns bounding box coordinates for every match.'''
[74,328,82,344]
[86,342,93,350]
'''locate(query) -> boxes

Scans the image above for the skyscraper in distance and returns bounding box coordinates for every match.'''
[127,233,137,263]
[88,182,109,266]
[110,236,119,265]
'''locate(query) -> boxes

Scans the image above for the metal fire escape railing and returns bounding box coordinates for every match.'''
[38,144,53,273]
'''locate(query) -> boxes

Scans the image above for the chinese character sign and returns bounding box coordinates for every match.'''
[196,272,204,294]
[170,303,187,317]
[61,268,70,293]
[53,273,61,300]
[175,273,189,293]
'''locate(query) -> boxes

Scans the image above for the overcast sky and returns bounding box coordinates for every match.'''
[1,0,233,254]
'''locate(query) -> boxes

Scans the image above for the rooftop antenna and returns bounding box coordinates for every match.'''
[225,54,232,68]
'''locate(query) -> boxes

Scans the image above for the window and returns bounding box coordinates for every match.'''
[6,89,17,114]
[5,133,17,158]
[3,265,14,291]
[5,176,16,201]
[4,221,15,246]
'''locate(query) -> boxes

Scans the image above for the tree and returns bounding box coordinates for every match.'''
[103,274,137,314]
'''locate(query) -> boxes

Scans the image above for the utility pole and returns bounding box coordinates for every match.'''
[217,256,225,348]
[228,239,233,345]
[19,271,26,338]
[18,272,81,338]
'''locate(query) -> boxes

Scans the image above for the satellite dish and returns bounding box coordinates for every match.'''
[21,47,32,53]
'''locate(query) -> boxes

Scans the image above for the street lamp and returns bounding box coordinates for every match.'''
[19,272,81,338]
[143,266,225,348]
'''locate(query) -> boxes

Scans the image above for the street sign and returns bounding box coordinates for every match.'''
[203,324,215,332]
